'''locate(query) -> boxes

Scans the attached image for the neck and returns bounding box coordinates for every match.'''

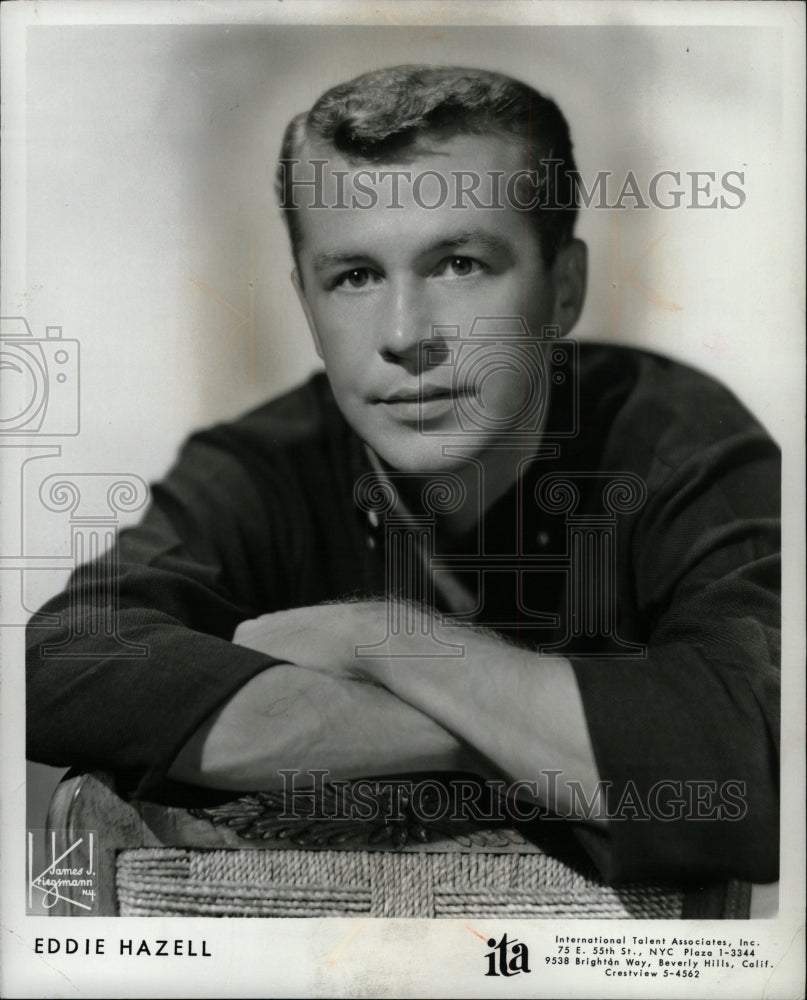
[364,439,545,537]
[440,443,543,535]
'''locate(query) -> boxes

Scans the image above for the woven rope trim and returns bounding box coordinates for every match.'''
[117,848,684,918]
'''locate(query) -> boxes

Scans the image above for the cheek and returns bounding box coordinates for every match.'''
[317,338,367,403]
[474,279,552,334]
[309,299,371,366]
[311,316,353,365]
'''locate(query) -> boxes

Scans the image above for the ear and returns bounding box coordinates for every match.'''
[550,239,587,336]
[291,269,324,359]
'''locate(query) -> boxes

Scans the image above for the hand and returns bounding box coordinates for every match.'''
[232,600,466,685]
[232,601,386,678]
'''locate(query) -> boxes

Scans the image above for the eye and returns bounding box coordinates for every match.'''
[333,268,378,290]
[449,256,476,276]
[434,256,486,278]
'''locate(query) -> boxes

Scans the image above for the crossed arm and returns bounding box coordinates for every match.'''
[168,601,604,822]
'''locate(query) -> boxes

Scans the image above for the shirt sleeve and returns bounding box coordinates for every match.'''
[570,424,780,884]
[26,430,296,796]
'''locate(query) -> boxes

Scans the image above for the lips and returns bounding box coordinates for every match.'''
[373,384,476,424]
[376,385,474,405]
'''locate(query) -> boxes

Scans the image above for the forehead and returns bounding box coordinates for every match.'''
[291,132,537,258]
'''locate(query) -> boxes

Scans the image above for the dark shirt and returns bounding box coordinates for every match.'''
[26,345,780,884]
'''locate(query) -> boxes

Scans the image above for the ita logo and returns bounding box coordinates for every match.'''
[485,932,531,977]
[27,830,98,914]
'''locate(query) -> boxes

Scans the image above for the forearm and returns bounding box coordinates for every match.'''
[168,662,489,791]
[360,622,604,821]
[231,602,604,819]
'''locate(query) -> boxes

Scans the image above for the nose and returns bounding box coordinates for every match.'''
[376,278,426,369]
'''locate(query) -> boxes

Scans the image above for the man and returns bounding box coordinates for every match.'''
[26,65,779,885]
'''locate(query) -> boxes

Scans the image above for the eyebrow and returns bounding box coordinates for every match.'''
[429,231,515,257]
[311,230,515,273]
[311,251,369,272]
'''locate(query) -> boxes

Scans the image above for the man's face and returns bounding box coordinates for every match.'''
[293,132,584,474]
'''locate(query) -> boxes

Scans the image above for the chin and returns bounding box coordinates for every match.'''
[368,437,483,476]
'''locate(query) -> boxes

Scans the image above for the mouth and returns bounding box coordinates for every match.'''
[373,385,476,423]
[376,385,475,404]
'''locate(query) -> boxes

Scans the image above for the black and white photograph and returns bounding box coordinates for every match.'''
[1,1,804,997]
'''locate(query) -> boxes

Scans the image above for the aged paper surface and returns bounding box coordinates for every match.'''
[1,1,804,997]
